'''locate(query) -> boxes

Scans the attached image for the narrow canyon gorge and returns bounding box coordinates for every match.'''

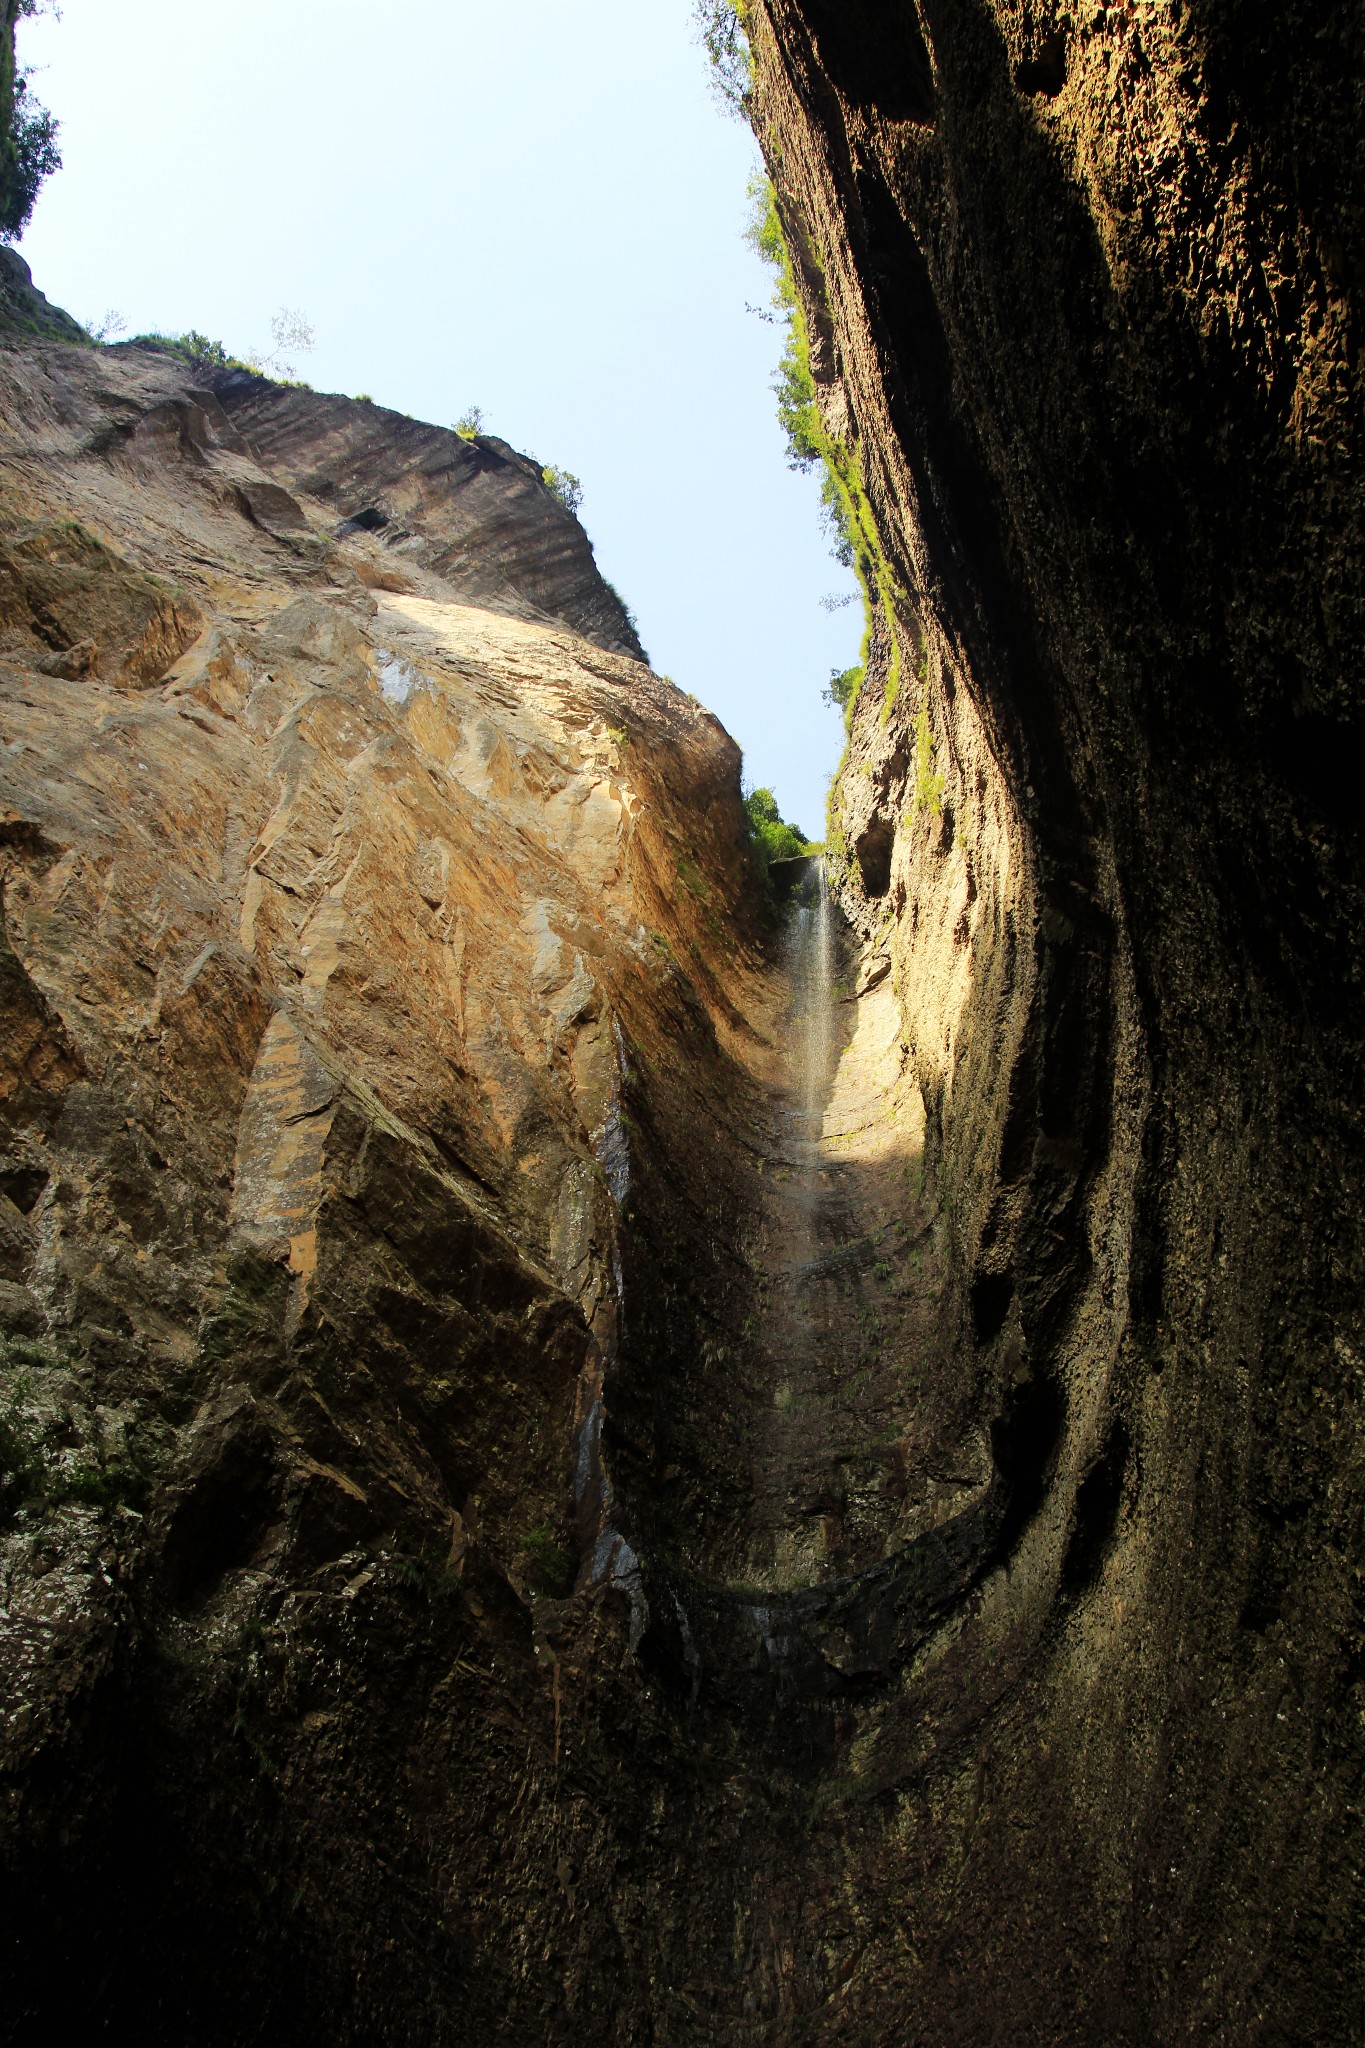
[0,3,1361,2041]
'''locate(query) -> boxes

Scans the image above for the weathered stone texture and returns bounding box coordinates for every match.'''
[741,0,1365,2038]
[0,332,774,2042]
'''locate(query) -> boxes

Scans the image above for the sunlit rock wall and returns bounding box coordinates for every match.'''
[0,333,773,2039]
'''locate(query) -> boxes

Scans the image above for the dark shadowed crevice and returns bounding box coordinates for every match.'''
[802,0,936,124]
[854,812,894,896]
[989,1372,1064,1554]
[1059,1420,1130,1597]
[970,1268,1014,1345]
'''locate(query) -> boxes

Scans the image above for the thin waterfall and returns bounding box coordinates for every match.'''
[787,855,834,1158]
[781,854,835,1287]
[750,852,840,1590]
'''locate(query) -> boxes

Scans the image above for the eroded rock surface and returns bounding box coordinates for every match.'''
[205,366,647,662]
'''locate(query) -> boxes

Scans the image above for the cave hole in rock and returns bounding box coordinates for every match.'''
[854,814,895,897]
[336,505,389,536]
[990,1373,1066,1552]
[162,1454,283,1608]
[970,1268,1015,1345]
[1015,34,1068,98]
[0,1164,48,1214]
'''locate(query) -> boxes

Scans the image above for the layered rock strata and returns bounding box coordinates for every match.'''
[1,316,1014,2047]
[0,332,772,2039]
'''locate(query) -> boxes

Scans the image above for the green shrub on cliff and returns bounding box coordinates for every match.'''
[131,329,238,371]
[823,664,862,724]
[0,1371,43,1514]
[0,1350,146,1519]
[127,323,319,388]
[541,464,584,517]
[693,0,751,114]
[522,1525,574,1596]
[743,174,904,729]
[745,787,814,895]
[911,699,945,819]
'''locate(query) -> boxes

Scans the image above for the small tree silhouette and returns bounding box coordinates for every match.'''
[247,307,315,380]
[1,3,63,241]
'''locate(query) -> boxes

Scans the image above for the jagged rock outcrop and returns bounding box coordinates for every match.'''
[0,247,86,346]
[203,367,646,662]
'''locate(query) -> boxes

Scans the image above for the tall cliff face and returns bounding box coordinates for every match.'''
[0,331,776,2039]
[0,5,1361,2033]
[740,0,1365,2038]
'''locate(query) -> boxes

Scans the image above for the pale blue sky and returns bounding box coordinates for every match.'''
[14,0,857,837]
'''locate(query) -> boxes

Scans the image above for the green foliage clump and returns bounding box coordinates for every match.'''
[129,329,241,372]
[0,3,60,243]
[390,1526,463,1602]
[911,698,945,819]
[745,786,815,896]
[59,1454,146,1510]
[127,321,317,388]
[693,0,752,114]
[0,1347,146,1519]
[541,464,584,517]
[744,174,906,739]
[825,780,848,866]
[0,1371,43,1513]
[823,664,863,730]
[522,1524,574,1597]
[745,786,809,862]
[453,406,484,439]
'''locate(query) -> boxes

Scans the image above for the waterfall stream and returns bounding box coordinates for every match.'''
[791,857,835,1158]
[783,855,835,1288]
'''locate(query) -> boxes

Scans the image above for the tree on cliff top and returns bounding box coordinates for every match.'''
[0,1,61,242]
[693,0,751,115]
[745,787,813,892]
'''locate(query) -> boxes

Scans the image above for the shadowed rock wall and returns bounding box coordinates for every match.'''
[739,0,1365,2037]
[0,3,1362,2033]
